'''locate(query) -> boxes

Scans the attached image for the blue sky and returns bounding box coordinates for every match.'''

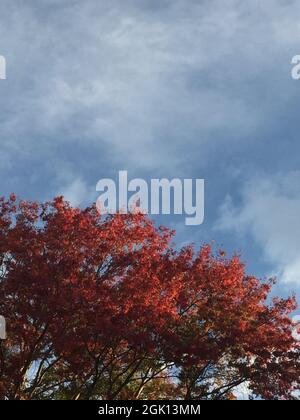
[0,0,300,302]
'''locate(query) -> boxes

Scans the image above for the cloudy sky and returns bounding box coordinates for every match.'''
[0,0,300,301]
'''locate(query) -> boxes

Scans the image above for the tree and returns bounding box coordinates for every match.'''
[0,195,299,400]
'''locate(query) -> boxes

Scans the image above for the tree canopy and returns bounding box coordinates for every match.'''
[0,195,299,400]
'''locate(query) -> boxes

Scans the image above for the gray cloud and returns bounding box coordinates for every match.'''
[1,0,299,176]
[0,0,300,293]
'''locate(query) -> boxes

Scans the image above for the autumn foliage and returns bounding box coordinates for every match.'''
[0,195,299,400]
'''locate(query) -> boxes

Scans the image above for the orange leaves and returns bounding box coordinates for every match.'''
[0,195,299,400]
[9,193,16,202]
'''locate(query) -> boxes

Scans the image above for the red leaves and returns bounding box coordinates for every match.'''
[0,195,299,400]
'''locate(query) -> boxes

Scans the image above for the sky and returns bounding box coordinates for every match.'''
[0,0,300,303]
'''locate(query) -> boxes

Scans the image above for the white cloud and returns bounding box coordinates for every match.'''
[58,178,92,207]
[216,171,300,284]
